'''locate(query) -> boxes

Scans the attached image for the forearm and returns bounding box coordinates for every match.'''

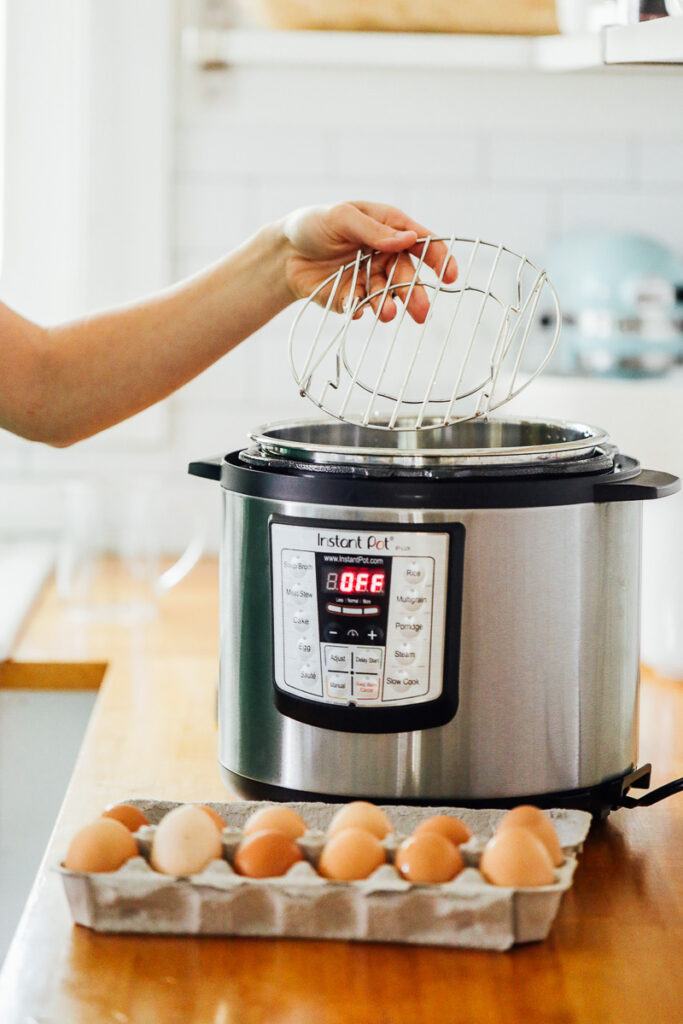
[17,223,292,446]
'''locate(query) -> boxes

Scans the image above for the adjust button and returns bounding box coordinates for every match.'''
[324,645,351,671]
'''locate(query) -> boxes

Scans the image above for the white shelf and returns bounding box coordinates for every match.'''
[604,17,683,65]
[183,23,683,73]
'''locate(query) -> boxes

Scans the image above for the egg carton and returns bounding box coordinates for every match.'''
[57,800,591,951]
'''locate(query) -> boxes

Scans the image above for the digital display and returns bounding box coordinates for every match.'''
[325,568,386,595]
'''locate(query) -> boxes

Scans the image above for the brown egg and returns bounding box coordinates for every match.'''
[197,805,225,832]
[327,801,392,840]
[480,827,555,887]
[497,805,563,867]
[243,805,307,840]
[64,818,138,873]
[413,814,472,847]
[395,832,464,884]
[318,827,386,881]
[101,803,150,833]
[151,804,223,876]
[233,829,303,878]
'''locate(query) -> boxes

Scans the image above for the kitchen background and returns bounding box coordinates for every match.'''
[0,0,682,960]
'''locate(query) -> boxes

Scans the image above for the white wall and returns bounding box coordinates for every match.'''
[0,7,682,556]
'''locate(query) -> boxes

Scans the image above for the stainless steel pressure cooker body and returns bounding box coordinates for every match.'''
[190,417,679,815]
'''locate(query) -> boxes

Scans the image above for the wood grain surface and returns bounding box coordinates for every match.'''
[0,559,681,1024]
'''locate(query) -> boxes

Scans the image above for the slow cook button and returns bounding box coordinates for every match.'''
[353,646,383,671]
[292,609,313,632]
[324,645,351,671]
[326,671,351,699]
[354,674,380,700]
[383,671,428,699]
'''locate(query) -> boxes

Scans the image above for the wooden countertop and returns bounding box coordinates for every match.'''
[0,559,681,1024]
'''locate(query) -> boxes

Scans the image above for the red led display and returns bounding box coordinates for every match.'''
[326,569,386,595]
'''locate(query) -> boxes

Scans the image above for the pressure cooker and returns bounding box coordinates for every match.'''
[190,415,680,816]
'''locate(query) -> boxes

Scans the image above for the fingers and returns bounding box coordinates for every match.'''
[335,203,418,255]
[352,201,458,284]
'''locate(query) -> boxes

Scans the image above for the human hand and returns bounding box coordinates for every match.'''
[281,201,458,323]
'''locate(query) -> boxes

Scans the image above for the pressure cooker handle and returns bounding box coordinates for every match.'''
[622,776,683,807]
[593,469,680,503]
[188,456,223,482]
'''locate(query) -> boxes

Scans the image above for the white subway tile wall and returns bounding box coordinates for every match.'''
[2,58,683,554]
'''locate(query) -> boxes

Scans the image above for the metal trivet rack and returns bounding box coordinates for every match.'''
[288,236,562,432]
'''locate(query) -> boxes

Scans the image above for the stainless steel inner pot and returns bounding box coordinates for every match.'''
[247,416,612,469]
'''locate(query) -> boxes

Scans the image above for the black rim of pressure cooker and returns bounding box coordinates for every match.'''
[202,450,675,509]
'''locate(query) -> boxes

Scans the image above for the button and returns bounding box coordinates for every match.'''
[344,627,361,642]
[284,582,315,602]
[362,625,383,644]
[323,623,343,642]
[326,603,343,615]
[402,561,425,585]
[297,636,315,659]
[353,646,383,671]
[395,589,429,611]
[292,609,313,632]
[363,605,380,616]
[283,553,313,578]
[299,663,321,692]
[393,615,424,637]
[355,674,380,700]
[384,671,427,699]
[325,645,351,671]
[342,606,364,616]
[391,642,416,665]
[326,672,351,699]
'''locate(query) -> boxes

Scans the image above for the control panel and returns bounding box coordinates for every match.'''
[271,522,451,711]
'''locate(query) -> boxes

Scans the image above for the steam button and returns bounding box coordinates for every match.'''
[393,642,416,665]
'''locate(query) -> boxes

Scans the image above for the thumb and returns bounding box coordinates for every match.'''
[338,204,418,254]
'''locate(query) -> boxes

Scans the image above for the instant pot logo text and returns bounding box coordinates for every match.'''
[317,532,393,552]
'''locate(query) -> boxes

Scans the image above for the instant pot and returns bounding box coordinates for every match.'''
[190,416,681,816]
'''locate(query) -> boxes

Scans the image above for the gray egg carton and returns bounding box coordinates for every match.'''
[56,799,591,950]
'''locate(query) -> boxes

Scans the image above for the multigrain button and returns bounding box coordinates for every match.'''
[396,589,428,610]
